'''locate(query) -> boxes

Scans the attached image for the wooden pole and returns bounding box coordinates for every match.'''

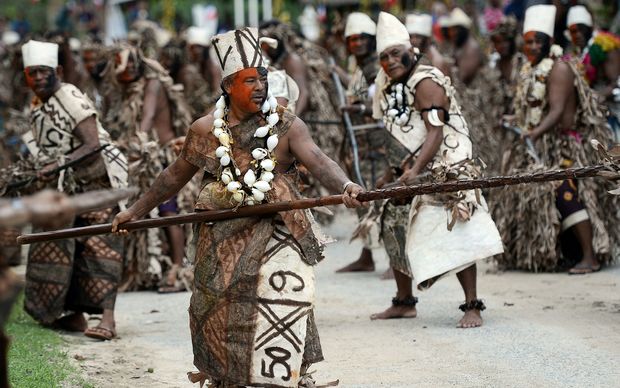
[16,164,610,245]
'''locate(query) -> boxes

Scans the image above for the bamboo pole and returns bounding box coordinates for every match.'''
[16,164,610,245]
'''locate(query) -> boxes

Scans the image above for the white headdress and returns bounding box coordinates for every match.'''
[524,5,556,38]
[445,8,472,28]
[2,31,19,46]
[376,12,411,54]
[345,12,376,38]
[212,27,265,79]
[187,26,211,47]
[567,5,592,28]
[22,40,58,69]
[406,13,433,37]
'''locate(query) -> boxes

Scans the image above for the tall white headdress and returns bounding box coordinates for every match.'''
[445,8,472,29]
[376,12,411,54]
[524,5,556,38]
[567,5,592,28]
[406,13,433,37]
[212,27,265,79]
[22,40,58,69]
[345,12,376,38]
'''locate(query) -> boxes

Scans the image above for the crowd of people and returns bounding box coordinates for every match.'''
[1,1,620,387]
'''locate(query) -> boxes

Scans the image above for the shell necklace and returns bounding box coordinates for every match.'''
[212,93,280,205]
[385,82,411,126]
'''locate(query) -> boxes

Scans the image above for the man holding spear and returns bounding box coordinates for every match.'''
[112,27,363,387]
[19,40,128,341]
[368,12,504,328]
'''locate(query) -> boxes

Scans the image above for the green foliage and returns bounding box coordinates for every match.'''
[5,293,92,388]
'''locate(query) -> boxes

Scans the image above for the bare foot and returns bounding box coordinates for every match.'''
[371,305,417,320]
[380,268,394,280]
[54,312,87,332]
[335,248,375,272]
[457,309,483,328]
[370,296,418,320]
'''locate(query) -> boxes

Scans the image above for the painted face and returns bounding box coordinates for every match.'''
[409,34,428,51]
[115,52,140,83]
[227,67,268,113]
[346,34,370,57]
[523,31,550,65]
[568,24,590,50]
[24,65,57,99]
[379,45,414,82]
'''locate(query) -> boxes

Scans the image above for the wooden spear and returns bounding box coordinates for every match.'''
[16,164,612,245]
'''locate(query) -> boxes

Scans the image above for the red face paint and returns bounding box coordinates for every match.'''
[24,66,57,99]
[346,34,370,57]
[228,68,267,113]
[523,31,543,65]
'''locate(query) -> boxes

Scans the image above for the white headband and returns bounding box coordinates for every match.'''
[22,40,58,69]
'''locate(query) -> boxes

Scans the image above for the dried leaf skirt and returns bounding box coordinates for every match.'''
[494,134,615,271]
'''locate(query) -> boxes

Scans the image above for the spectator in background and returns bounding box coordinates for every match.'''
[484,0,506,33]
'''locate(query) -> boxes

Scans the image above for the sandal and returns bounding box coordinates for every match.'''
[84,325,116,341]
[569,262,601,275]
[157,283,187,293]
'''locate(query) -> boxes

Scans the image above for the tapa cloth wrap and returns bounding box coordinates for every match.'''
[374,65,503,288]
[180,107,326,386]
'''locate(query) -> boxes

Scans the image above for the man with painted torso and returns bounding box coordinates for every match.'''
[112,27,363,387]
[368,12,504,328]
[20,40,128,341]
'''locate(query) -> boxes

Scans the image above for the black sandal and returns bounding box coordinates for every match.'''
[392,296,419,307]
[458,299,486,312]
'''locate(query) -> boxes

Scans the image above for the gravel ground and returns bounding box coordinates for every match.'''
[61,211,620,387]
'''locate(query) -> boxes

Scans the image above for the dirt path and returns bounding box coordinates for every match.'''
[64,212,620,387]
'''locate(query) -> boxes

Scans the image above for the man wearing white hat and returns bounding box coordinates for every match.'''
[443,7,499,176]
[496,5,616,274]
[333,12,389,273]
[406,13,450,76]
[186,25,222,98]
[20,40,129,341]
[112,27,364,386]
[369,12,503,328]
[566,5,620,143]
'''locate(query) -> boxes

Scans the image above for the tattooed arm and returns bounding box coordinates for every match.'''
[286,118,364,207]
